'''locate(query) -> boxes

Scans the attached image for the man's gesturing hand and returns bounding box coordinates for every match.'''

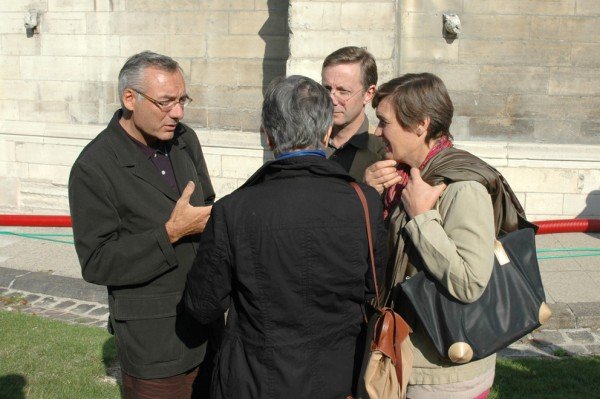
[165,181,213,243]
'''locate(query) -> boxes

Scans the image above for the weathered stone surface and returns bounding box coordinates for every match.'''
[463,0,575,15]
[566,330,595,343]
[459,40,571,66]
[2,0,600,218]
[72,304,95,315]
[37,297,58,307]
[23,294,40,303]
[570,302,600,329]
[0,267,24,288]
[89,306,110,317]
[541,303,576,330]
[468,118,535,140]
[402,38,459,63]
[54,300,76,309]
[532,330,566,345]
[479,66,549,94]
[581,121,600,139]
[1,34,41,56]
[560,345,590,356]
[290,2,341,30]
[460,14,531,40]
[563,194,600,217]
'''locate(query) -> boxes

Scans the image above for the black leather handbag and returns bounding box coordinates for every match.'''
[400,227,552,364]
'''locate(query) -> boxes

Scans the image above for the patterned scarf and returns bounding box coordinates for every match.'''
[383,136,453,219]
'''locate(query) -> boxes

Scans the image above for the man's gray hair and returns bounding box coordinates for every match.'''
[117,51,182,107]
[262,75,333,157]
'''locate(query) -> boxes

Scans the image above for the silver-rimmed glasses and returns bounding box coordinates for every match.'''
[133,89,193,112]
[322,86,364,104]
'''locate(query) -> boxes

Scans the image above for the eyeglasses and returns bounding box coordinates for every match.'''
[133,89,193,112]
[324,86,363,104]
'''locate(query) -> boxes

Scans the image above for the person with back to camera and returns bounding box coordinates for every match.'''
[184,75,387,399]
[368,73,531,399]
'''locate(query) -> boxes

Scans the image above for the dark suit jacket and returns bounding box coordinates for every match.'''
[329,117,386,182]
[348,132,386,181]
[69,110,215,379]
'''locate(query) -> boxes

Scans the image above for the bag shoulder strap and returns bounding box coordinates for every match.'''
[350,182,380,308]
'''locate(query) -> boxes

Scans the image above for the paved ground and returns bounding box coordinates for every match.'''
[1,226,599,359]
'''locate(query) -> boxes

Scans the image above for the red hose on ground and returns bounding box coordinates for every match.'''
[0,215,72,227]
[534,219,600,235]
[0,215,598,234]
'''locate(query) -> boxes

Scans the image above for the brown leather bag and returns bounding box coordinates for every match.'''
[351,183,413,399]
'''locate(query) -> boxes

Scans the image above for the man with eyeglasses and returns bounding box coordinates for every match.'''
[69,51,218,398]
[321,46,386,182]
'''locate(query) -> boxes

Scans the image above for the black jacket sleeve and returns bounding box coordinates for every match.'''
[184,202,232,323]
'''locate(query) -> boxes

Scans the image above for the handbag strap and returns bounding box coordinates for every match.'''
[350,182,380,309]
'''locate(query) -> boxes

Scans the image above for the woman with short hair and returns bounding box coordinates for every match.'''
[368,73,530,399]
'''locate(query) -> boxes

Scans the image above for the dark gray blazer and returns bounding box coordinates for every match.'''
[348,132,386,182]
[69,110,216,379]
[329,117,386,182]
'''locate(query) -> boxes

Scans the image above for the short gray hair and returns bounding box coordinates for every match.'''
[262,75,333,157]
[117,51,182,107]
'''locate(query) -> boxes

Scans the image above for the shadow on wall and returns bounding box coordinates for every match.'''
[259,0,290,94]
[578,190,600,219]
[577,190,600,238]
[258,0,290,162]
[0,374,27,399]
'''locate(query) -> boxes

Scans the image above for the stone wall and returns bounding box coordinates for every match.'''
[0,0,286,212]
[287,0,600,220]
[397,0,600,144]
[1,119,597,220]
[457,141,600,220]
[288,0,600,143]
[0,0,599,220]
[0,0,288,130]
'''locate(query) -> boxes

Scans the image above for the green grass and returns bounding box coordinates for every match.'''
[0,310,120,399]
[2,310,600,398]
[490,356,600,398]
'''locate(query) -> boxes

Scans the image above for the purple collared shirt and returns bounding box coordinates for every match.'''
[128,135,180,195]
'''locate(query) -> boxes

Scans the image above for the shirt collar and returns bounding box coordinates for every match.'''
[240,154,354,189]
[328,116,371,150]
[123,126,170,159]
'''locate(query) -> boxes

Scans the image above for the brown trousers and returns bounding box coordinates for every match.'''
[121,366,208,399]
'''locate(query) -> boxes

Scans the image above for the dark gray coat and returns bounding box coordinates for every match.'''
[328,117,386,182]
[185,155,387,399]
[348,132,386,182]
[69,110,215,379]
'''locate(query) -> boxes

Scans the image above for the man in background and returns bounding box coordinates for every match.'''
[321,46,386,181]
